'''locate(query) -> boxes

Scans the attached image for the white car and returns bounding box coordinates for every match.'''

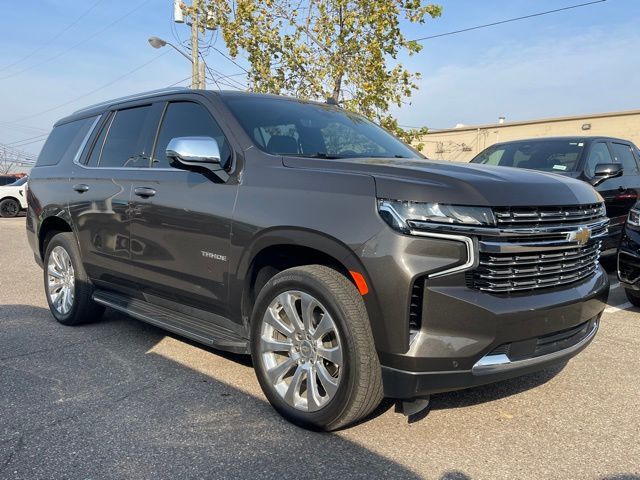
[0,176,28,217]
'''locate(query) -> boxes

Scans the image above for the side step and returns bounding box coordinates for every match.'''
[93,290,249,354]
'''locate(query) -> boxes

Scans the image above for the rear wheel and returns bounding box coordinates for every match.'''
[624,288,640,307]
[43,232,104,325]
[251,265,383,430]
[0,198,20,218]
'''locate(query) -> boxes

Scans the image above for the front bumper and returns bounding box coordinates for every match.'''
[618,226,640,289]
[380,265,609,399]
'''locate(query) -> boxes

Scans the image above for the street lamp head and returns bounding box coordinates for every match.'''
[148,37,167,49]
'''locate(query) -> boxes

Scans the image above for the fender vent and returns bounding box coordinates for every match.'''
[409,277,425,339]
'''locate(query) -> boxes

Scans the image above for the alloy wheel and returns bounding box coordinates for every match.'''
[259,290,343,412]
[47,245,76,315]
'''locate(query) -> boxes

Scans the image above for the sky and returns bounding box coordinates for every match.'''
[0,0,639,157]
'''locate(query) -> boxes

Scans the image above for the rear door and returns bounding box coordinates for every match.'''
[68,103,161,289]
[609,140,640,226]
[127,98,238,319]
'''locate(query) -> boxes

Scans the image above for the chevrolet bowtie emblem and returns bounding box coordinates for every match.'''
[567,227,591,245]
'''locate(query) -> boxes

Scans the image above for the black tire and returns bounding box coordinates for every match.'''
[624,288,640,307]
[0,198,20,218]
[250,265,383,431]
[43,232,104,326]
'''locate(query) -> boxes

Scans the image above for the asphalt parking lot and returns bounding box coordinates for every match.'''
[1,216,639,480]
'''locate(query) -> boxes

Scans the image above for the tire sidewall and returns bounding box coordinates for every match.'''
[250,268,360,429]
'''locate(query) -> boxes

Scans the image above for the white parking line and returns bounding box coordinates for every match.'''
[610,281,620,290]
[604,301,633,314]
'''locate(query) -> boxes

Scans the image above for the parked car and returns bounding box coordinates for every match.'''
[470,136,640,254]
[27,89,609,430]
[0,174,23,186]
[0,175,28,217]
[617,201,640,306]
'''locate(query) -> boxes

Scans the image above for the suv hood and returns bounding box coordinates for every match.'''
[282,156,602,207]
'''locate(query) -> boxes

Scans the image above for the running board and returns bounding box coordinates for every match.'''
[93,290,248,354]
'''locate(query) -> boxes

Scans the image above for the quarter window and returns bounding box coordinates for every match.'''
[97,106,154,168]
[36,116,98,167]
[152,102,231,169]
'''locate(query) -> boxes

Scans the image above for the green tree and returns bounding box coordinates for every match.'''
[188,1,441,147]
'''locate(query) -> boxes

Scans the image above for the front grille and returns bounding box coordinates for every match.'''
[471,241,601,293]
[494,203,604,228]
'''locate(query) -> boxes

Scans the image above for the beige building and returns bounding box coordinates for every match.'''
[417,109,640,162]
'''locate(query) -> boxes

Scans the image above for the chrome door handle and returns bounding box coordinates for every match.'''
[134,187,156,198]
[72,184,89,193]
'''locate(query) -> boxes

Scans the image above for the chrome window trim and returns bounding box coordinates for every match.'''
[410,230,477,279]
[71,115,102,165]
[72,112,176,172]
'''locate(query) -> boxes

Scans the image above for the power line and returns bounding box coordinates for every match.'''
[0,0,104,72]
[15,50,170,122]
[5,133,50,147]
[0,0,152,81]
[411,0,607,42]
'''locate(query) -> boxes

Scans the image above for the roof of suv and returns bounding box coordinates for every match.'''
[490,136,633,146]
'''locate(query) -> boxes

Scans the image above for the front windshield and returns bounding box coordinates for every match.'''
[9,176,28,186]
[222,96,421,159]
[471,139,585,173]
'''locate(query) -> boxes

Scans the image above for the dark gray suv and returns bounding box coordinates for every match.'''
[27,89,609,430]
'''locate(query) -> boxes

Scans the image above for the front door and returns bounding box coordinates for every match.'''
[127,100,238,318]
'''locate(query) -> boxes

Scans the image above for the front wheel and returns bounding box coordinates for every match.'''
[251,265,383,431]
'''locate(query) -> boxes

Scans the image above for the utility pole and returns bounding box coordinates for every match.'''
[173,0,207,89]
[190,0,200,89]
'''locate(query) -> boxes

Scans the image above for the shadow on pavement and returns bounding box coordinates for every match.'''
[0,305,423,479]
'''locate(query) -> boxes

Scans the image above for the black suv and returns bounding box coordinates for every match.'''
[471,136,640,254]
[27,89,609,430]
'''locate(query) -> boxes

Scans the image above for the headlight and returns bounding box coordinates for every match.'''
[628,207,640,229]
[378,199,496,233]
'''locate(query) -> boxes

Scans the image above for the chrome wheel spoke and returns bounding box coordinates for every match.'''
[260,337,293,353]
[306,366,322,410]
[264,307,294,337]
[265,356,297,385]
[300,292,318,332]
[278,292,303,331]
[312,314,333,341]
[316,363,339,398]
[284,364,305,405]
[317,345,342,367]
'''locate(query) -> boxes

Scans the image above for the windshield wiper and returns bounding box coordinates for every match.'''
[285,153,346,159]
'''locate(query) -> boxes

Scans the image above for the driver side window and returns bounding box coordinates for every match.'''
[584,142,612,178]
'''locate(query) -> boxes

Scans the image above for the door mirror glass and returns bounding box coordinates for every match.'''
[591,163,623,186]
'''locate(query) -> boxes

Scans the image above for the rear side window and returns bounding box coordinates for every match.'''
[611,143,639,175]
[36,116,97,167]
[95,106,154,168]
[152,102,231,168]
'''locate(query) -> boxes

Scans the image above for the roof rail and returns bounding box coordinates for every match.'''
[72,87,190,115]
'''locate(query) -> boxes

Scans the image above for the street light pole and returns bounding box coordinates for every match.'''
[148,36,205,89]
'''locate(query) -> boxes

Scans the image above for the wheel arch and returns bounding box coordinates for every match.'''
[38,214,73,261]
[234,227,382,335]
